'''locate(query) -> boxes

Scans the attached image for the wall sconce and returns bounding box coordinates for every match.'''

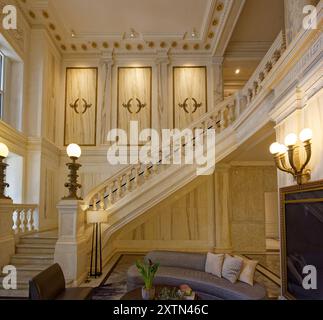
[63,144,83,200]
[270,128,313,185]
[87,210,108,278]
[0,143,11,200]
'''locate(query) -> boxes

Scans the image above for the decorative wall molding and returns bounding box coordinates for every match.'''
[18,0,233,55]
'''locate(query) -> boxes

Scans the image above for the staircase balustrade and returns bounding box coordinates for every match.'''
[83,31,286,215]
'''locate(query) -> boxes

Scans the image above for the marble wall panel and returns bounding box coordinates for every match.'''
[117,67,152,142]
[173,67,207,129]
[64,68,98,146]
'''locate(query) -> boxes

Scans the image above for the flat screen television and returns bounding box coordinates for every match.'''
[280,180,323,300]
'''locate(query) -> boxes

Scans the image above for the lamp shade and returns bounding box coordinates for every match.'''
[0,143,9,158]
[67,143,82,158]
[87,210,108,224]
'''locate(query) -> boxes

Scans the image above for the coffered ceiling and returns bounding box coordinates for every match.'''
[18,0,244,55]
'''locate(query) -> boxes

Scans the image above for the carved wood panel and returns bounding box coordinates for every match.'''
[173,66,207,129]
[64,67,98,146]
[117,67,152,143]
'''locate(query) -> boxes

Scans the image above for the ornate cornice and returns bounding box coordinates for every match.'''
[18,0,233,56]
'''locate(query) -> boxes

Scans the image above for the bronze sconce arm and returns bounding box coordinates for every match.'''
[270,129,313,185]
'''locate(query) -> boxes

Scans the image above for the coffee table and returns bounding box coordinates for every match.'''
[121,285,197,300]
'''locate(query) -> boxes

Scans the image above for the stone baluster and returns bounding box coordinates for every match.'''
[220,108,228,130]
[248,89,253,103]
[135,166,141,187]
[253,81,259,96]
[12,210,19,234]
[118,176,124,199]
[106,185,112,207]
[92,197,98,211]
[99,192,105,211]
[228,104,236,125]
[265,61,272,76]
[19,210,26,233]
[26,208,34,232]
[272,49,281,65]
[126,172,132,193]
[215,112,222,133]
[144,164,151,180]
[112,180,118,202]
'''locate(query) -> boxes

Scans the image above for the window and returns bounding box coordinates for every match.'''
[0,51,4,118]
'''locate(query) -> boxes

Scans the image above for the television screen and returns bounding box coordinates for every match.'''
[281,184,323,300]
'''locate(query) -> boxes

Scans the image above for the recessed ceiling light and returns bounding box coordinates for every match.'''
[235,69,240,74]
[130,28,136,38]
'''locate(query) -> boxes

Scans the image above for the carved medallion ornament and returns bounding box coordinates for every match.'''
[179,98,202,114]
[70,98,92,114]
[122,98,146,114]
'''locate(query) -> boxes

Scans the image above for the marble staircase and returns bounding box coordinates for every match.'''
[0,231,58,298]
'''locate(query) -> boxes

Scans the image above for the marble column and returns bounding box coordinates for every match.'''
[284,0,318,45]
[214,166,232,252]
[156,52,170,132]
[100,54,114,144]
[212,56,224,106]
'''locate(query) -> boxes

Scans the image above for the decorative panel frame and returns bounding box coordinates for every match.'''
[173,66,207,129]
[64,67,98,146]
[117,67,152,144]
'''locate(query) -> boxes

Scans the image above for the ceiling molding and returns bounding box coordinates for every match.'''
[18,0,236,56]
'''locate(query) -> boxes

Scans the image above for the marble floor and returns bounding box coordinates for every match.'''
[91,253,281,300]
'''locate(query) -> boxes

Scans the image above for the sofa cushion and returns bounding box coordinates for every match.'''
[222,254,243,284]
[205,253,224,278]
[235,256,258,286]
[127,265,267,300]
[145,251,206,272]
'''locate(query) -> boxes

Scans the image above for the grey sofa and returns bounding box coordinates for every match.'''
[127,251,267,300]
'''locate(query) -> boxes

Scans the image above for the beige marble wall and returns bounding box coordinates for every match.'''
[109,166,277,254]
[229,166,278,253]
[112,175,215,252]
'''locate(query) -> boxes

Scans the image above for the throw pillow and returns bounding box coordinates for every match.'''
[205,253,224,278]
[235,256,258,286]
[222,254,243,284]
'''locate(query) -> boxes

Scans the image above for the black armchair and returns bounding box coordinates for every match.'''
[29,263,92,300]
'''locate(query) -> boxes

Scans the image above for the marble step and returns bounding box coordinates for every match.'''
[10,254,54,266]
[19,237,58,245]
[14,264,51,278]
[16,243,55,254]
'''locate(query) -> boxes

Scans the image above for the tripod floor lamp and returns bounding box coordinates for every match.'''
[87,209,108,278]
